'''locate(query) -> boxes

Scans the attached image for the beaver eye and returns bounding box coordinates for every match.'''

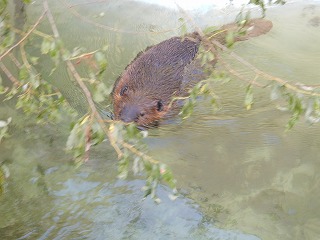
[156,100,164,112]
[140,112,145,117]
[120,86,128,96]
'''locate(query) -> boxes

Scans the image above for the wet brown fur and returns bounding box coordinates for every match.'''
[112,18,273,128]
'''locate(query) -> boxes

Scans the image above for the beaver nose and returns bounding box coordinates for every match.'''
[120,105,141,123]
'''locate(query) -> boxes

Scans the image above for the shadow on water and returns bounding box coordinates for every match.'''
[1,0,320,239]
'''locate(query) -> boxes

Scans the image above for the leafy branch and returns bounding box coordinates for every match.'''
[43,0,177,199]
[176,1,320,130]
[0,0,177,199]
[1,0,318,200]
[249,0,286,17]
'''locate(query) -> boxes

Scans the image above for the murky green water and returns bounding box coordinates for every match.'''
[1,0,320,239]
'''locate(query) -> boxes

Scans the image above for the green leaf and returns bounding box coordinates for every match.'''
[245,84,254,110]
[225,31,235,48]
[102,45,109,52]
[66,122,81,150]
[178,17,187,36]
[41,39,52,54]
[118,154,130,179]
[205,51,215,63]
[132,157,141,175]
[285,93,303,130]
[143,159,152,173]
[203,25,218,35]
[92,82,110,103]
[160,164,176,189]
[0,118,10,142]
[30,57,39,65]
[0,74,4,94]
[143,186,152,198]
[180,99,195,119]
[286,112,299,130]
[49,41,57,57]
[273,0,286,5]
[19,66,29,81]
[200,52,207,67]
[70,47,83,58]
[125,123,140,139]
[249,0,266,17]
[95,52,107,68]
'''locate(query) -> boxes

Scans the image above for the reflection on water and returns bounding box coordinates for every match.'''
[1,0,320,239]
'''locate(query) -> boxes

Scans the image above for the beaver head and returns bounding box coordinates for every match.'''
[112,71,170,128]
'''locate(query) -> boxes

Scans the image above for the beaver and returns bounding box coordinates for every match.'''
[112,18,273,128]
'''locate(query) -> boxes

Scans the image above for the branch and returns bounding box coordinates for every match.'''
[20,42,32,70]
[0,62,20,86]
[68,50,98,61]
[8,53,22,69]
[43,0,159,163]
[212,39,320,96]
[12,26,54,40]
[176,4,320,97]
[0,10,47,61]
[219,57,265,87]
[43,0,119,150]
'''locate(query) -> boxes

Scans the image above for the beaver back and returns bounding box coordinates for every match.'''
[112,33,201,126]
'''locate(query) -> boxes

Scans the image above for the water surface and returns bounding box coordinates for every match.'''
[1,0,320,239]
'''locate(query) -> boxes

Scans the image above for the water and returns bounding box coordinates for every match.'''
[1,0,320,239]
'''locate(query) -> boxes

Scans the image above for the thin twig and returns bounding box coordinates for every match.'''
[9,25,54,41]
[122,142,159,164]
[219,57,265,87]
[0,10,47,61]
[176,3,320,97]
[211,32,320,96]
[84,113,94,162]
[20,42,32,70]
[0,62,20,86]
[68,50,98,61]
[8,53,22,69]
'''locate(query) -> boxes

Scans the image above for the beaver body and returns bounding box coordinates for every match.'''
[112,19,273,128]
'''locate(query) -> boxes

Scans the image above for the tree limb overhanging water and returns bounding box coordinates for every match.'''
[0,0,319,200]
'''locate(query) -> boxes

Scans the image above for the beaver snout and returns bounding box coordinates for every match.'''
[119,105,145,123]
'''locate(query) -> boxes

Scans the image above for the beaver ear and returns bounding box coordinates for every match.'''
[156,100,164,112]
[120,86,128,96]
